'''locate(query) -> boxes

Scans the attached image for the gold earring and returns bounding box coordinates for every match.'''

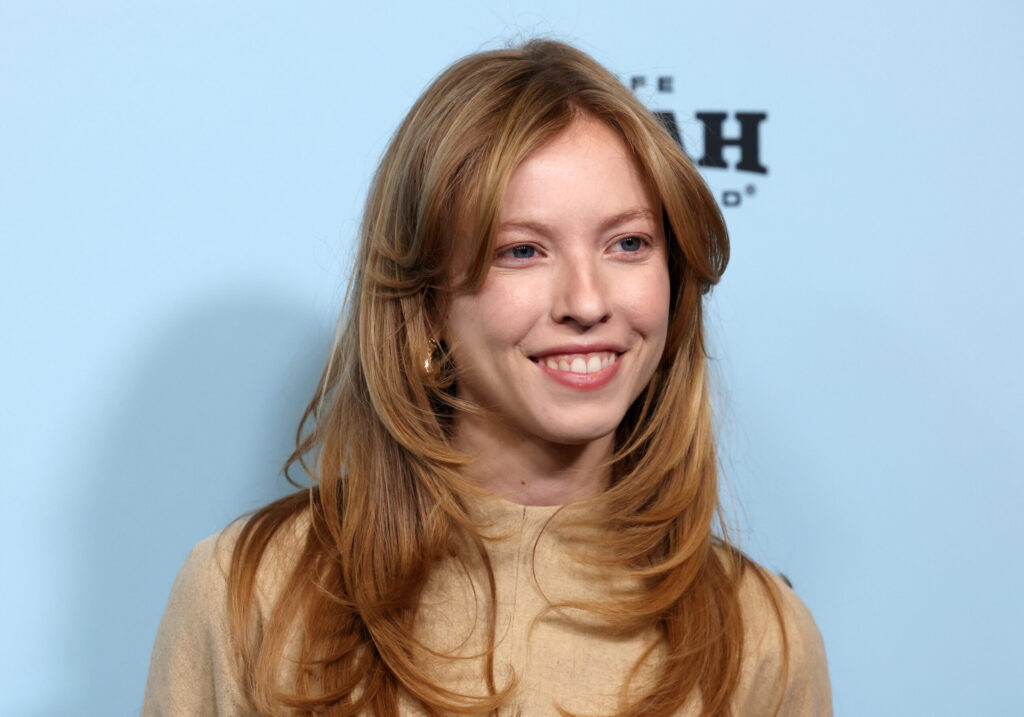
[424,338,440,375]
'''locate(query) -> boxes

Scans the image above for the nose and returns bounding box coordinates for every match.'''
[551,257,611,328]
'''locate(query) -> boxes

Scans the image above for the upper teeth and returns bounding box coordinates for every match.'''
[540,352,617,374]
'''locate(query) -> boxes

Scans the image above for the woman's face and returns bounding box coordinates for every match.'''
[444,116,671,450]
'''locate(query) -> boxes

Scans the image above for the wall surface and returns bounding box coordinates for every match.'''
[3,2,1022,715]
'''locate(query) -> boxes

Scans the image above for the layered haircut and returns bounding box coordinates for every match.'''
[227,39,786,716]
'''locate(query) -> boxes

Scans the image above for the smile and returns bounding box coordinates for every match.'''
[530,350,623,391]
[532,351,618,374]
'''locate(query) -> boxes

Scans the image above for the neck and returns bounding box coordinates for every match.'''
[452,413,614,506]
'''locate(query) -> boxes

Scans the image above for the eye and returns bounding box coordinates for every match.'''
[506,244,536,259]
[493,243,542,267]
[616,236,645,252]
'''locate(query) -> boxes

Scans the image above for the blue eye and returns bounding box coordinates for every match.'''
[509,245,536,259]
[618,236,644,252]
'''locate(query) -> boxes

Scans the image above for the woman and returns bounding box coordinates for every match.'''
[144,39,831,716]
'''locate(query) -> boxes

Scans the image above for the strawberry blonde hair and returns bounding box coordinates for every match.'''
[227,39,786,716]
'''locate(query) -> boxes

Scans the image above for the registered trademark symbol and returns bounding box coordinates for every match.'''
[745,184,756,196]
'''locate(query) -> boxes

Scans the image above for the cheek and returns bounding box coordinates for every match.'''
[628,267,672,339]
[483,277,546,332]
[446,278,543,349]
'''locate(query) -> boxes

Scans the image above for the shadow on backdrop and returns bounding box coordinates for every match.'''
[57,289,330,715]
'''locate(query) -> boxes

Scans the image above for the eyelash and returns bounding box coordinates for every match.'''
[615,235,646,252]
[506,244,537,259]
[495,235,651,263]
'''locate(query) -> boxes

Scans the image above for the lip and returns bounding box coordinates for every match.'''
[529,345,624,391]
[529,342,626,359]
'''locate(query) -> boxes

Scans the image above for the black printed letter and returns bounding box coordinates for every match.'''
[696,112,768,174]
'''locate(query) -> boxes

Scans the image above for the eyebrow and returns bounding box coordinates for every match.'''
[497,208,658,237]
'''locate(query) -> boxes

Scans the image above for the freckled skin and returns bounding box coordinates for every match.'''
[444,116,671,502]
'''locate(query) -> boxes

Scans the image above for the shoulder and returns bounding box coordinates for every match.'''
[157,509,309,618]
[142,511,310,716]
[733,563,833,716]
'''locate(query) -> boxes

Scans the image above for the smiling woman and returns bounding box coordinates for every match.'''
[445,116,672,503]
[143,39,831,716]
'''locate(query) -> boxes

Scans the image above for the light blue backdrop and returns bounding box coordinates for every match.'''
[3,2,1022,715]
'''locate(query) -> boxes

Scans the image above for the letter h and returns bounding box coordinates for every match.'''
[696,112,768,174]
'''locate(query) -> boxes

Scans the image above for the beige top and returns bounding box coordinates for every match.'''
[143,498,831,716]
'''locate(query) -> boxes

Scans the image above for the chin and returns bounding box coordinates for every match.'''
[534,418,621,447]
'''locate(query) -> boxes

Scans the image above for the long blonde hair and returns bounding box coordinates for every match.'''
[228,39,785,716]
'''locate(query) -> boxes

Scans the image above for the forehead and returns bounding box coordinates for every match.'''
[499,116,658,228]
